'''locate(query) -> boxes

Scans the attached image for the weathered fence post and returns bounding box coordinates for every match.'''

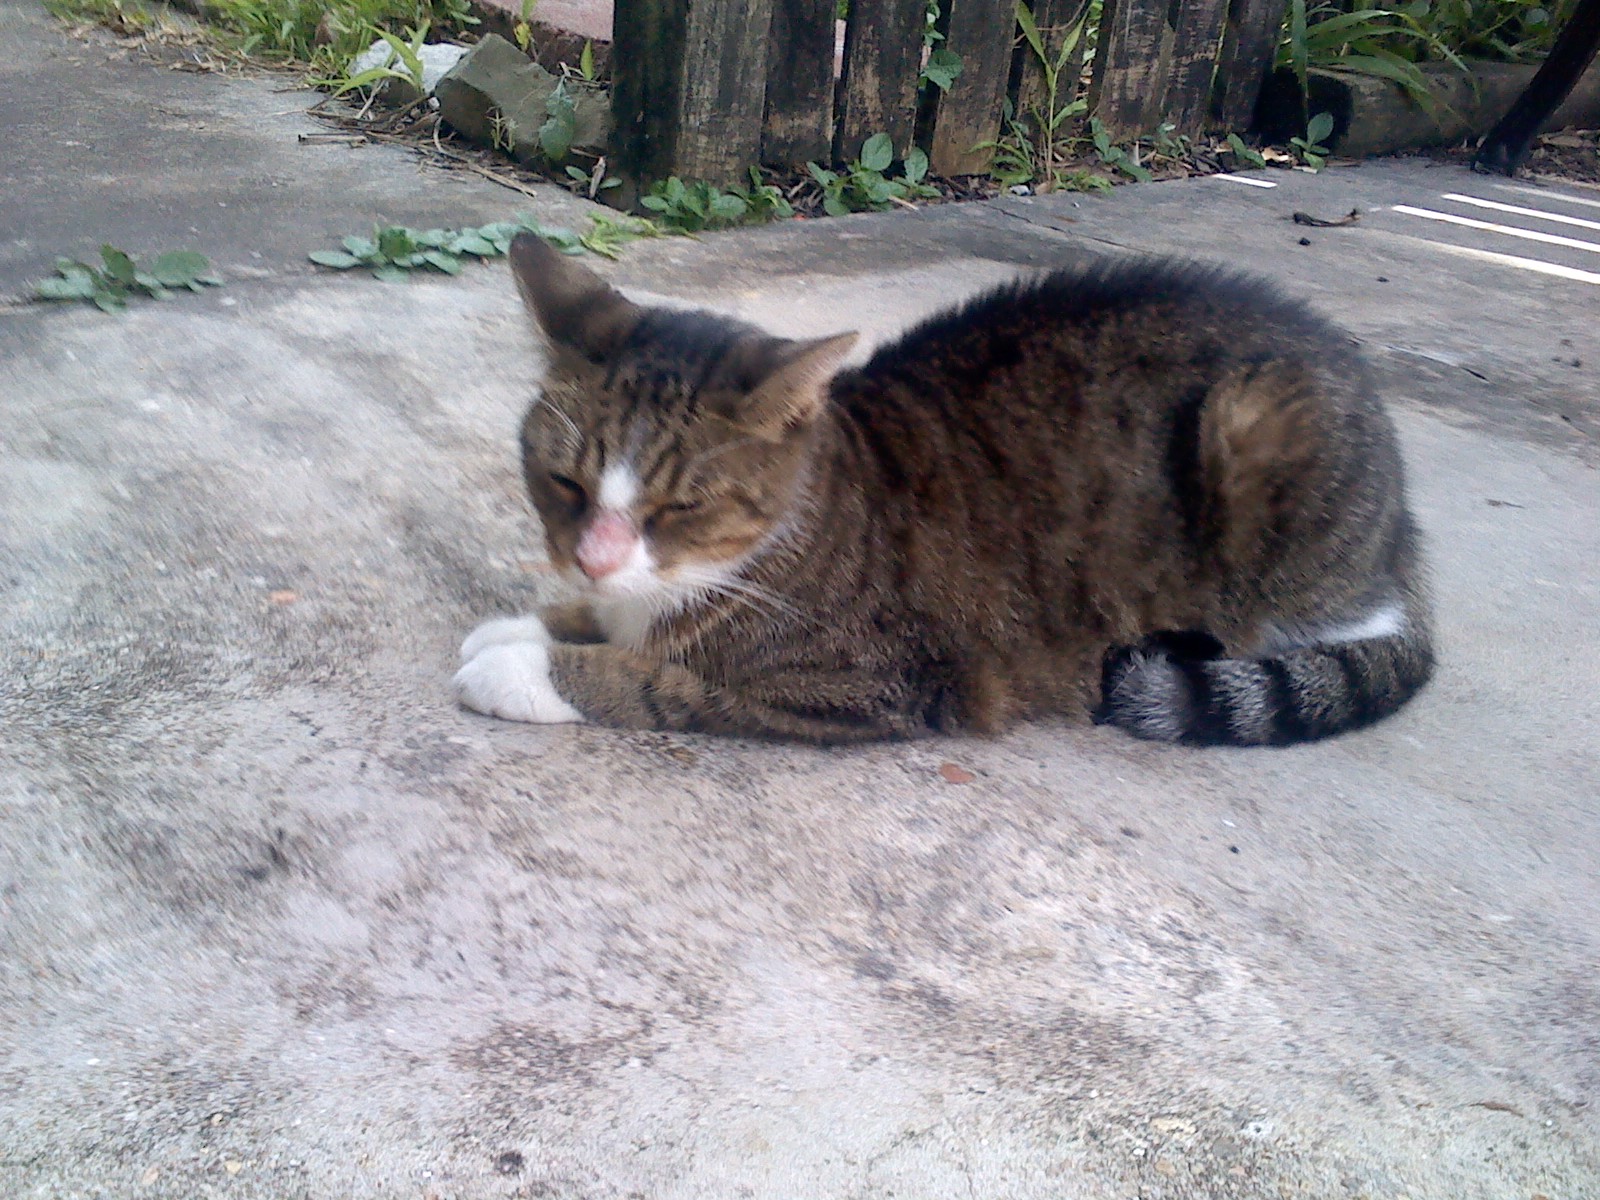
[929,0,1019,176]
[1014,0,1091,131]
[610,0,775,196]
[1212,0,1287,132]
[1164,0,1234,134]
[763,0,838,166]
[1089,0,1174,137]
[836,0,928,160]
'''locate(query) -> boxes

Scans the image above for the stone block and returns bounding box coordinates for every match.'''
[434,33,611,164]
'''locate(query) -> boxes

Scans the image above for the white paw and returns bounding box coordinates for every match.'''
[460,614,552,665]
[453,642,584,724]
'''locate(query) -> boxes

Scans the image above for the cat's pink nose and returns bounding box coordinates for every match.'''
[576,511,638,580]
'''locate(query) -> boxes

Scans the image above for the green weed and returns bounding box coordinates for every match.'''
[976,1,1089,193]
[642,171,794,233]
[309,217,585,280]
[807,134,937,217]
[35,245,221,313]
[1089,117,1152,183]
[578,213,660,259]
[1224,133,1268,169]
[1289,111,1336,170]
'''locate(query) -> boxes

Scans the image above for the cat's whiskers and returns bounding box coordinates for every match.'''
[671,565,808,625]
[536,394,584,451]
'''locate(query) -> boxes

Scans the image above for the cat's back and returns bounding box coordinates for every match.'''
[834,256,1369,421]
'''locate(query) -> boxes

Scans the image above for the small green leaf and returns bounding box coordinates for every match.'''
[540,229,585,255]
[343,235,378,258]
[35,276,96,301]
[92,291,126,313]
[309,249,361,268]
[1225,133,1266,169]
[859,132,893,173]
[1307,111,1335,146]
[579,38,595,80]
[422,250,463,274]
[921,47,962,91]
[414,228,453,248]
[451,233,498,256]
[100,245,137,284]
[709,193,747,221]
[149,250,210,286]
[194,273,223,287]
[903,147,929,185]
[377,226,418,260]
[371,265,408,282]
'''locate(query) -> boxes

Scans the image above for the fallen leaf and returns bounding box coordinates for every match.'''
[1292,208,1360,227]
[224,1159,243,1174]
[939,762,975,784]
[268,590,297,605]
[141,1167,160,1184]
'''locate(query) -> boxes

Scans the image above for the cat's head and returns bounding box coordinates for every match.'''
[508,233,856,607]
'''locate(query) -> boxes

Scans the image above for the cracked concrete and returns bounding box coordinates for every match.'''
[2,1,1598,1197]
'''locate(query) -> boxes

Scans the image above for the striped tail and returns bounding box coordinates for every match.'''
[1093,616,1434,747]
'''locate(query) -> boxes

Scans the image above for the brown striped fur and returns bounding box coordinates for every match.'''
[460,234,1433,745]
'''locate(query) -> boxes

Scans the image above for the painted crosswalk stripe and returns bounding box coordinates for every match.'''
[1489,182,1600,212]
[1391,205,1600,256]
[1423,241,1600,286]
[1440,193,1600,233]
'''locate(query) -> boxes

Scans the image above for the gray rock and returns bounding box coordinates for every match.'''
[347,39,469,106]
[434,33,611,165]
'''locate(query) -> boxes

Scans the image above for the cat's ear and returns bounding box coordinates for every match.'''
[743,332,859,439]
[509,232,640,360]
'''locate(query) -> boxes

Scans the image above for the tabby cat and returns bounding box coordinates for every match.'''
[454,233,1433,745]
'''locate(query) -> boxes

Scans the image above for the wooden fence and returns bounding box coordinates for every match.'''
[610,0,1290,192]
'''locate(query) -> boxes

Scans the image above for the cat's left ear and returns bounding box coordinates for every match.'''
[509,232,641,361]
[745,332,859,439]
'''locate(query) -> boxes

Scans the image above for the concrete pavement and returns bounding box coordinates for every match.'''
[2,2,1598,1197]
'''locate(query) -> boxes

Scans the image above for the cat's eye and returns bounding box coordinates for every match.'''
[546,473,587,512]
[645,499,703,531]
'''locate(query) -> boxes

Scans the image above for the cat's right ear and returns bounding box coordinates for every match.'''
[509,232,640,361]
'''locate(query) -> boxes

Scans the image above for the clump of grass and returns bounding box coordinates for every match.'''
[47,0,479,75]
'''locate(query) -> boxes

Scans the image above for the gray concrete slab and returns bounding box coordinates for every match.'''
[3,3,1599,1198]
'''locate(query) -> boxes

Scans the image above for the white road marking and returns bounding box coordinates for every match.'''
[1489,182,1600,211]
[1391,205,1600,256]
[1440,193,1600,233]
[1423,241,1600,286]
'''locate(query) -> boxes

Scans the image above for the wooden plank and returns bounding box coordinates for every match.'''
[1088,0,1175,138]
[930,0,1019,176]
[835,0,927,161]
[610,0,774,193]
[1014,0,1092,132]
[763,0,837,166]
[1212,0,1286,132]
[1164,0,1232,134]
